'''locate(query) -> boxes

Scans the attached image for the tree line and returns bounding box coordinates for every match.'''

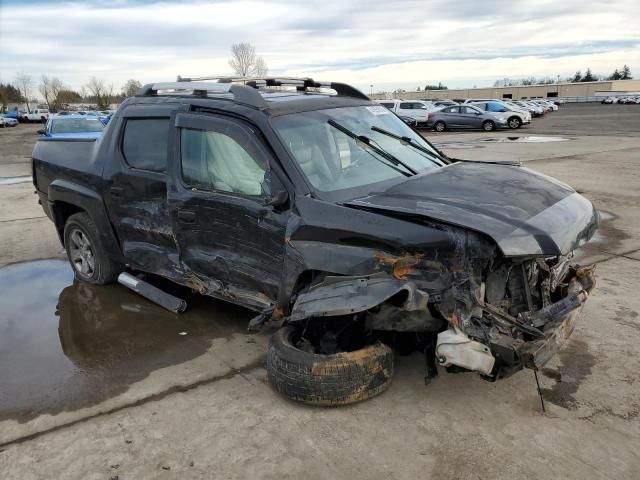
[493,65,632,87]
[1,73,143,112]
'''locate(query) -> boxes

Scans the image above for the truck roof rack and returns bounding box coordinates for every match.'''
[137,76,369,108]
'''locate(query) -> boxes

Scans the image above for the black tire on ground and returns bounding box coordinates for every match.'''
[482,120,496,131]
[63,212,121,284]
[507,116,522,129]
[267,325,394,406]
[434,121,446,132]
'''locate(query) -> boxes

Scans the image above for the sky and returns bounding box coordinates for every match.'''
[1,0,639,96]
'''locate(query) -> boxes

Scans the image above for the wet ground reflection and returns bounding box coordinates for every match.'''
[0,259,252,422]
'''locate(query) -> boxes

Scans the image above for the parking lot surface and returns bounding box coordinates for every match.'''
[1,104,639,479]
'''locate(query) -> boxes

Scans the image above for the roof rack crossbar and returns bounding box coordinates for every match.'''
[137,76,370,106]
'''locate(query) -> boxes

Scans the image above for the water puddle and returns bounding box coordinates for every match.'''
[0,176,32,185]
[0,259,252,423]
[434,135,571,150]
[479,136,570,143]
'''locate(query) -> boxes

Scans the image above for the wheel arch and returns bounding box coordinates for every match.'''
[48,179,124,261]
[51,201,85,243]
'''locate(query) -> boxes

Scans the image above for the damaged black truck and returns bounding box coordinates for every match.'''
[32,78,598,405]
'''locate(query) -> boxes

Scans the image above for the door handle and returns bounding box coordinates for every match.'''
[110,186,123,197]
[177,209,196,224]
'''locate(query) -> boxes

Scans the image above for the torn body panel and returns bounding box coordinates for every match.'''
[289,273,429,321]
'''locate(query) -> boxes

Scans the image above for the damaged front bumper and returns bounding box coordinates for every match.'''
[288,264,596,380]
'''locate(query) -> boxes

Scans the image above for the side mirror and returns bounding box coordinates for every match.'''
[37,129,46,135]
[263,190,288,208]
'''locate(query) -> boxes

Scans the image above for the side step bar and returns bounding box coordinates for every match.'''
[118,272,187,313]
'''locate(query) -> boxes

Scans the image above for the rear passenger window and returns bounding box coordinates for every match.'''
[399,103,413,109]
[122,118,169,172]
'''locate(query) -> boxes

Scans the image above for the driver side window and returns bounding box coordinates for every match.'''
[180,128,270,197]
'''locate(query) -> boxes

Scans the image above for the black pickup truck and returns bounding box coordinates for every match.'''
[32,78,598,405]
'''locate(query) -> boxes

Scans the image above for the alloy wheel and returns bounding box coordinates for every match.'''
[68,228,95,277]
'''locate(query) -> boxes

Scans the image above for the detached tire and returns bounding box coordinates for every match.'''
[267,326,394,406]
[63,212,121,285]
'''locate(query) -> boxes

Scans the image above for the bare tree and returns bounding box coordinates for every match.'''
[122,79,142,97]
[14,71,33,112]
[86,76,114,110]
[253,56,268,76]
[39,75,64,111]
[228,42,268,77]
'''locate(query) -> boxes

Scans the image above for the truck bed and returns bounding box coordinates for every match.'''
[31,137,104,219]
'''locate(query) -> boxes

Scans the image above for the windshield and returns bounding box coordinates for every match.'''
[272,105,444,197]
[50,118,104,134]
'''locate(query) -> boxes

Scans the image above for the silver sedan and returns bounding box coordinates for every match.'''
[426,105,508,132]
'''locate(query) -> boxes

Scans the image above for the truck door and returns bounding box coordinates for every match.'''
[167,112,289,308]
[103,106,180,276]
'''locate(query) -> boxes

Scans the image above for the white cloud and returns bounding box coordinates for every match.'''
[1,0,639,95]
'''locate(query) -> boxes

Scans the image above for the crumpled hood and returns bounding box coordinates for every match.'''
[345,162,599,256]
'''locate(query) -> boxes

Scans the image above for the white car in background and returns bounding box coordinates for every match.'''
[21,108,50,123]
[602,96,619,104]
[507,100,544,117]
[531,99,557,112]
[376,99,437,127]
[467,100,531,129]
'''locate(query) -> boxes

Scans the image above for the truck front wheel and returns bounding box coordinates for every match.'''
[267,325,394,406]
[63,212,120,284]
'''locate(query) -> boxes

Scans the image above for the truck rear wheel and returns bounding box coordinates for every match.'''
[267,325,394,406]
[63,212,120,284]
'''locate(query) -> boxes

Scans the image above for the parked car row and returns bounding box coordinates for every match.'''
[376,97,559,132]
[0,108,116,127]
[601,96,640,104]
[56,109,115,124]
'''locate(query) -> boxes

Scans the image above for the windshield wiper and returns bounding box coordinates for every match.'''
[371,126,520,167]
[327,119,417,176]
[370,126,443,166]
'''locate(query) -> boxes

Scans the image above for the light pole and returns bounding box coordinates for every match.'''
[370,84,373,96]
